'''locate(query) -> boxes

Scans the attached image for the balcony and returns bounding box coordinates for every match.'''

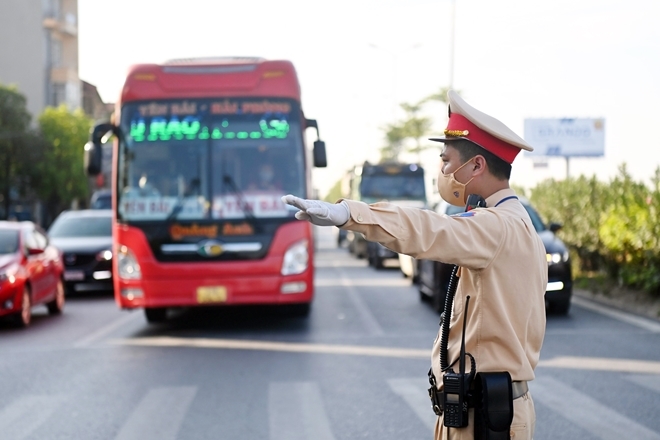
[43,15,77,37]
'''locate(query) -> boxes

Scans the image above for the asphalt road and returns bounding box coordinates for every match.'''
[1,226,659,440]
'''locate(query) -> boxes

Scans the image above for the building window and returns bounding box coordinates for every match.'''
[51,39,62,67]
[52,83,66,107]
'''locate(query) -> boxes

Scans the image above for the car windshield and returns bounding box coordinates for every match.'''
[522,204,546,232]
[48,215,112,238]
[442,202,546,232]
[0,230,19,254]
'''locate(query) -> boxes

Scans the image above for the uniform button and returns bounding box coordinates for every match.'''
[357,214,363,222]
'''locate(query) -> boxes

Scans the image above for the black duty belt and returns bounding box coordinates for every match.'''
[429,380,528,416]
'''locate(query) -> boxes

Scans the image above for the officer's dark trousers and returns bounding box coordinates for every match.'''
[433,391,535,440]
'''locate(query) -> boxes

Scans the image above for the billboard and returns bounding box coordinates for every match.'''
[524,118,605,157]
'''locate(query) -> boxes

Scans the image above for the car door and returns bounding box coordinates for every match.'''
[22,228,48,304]
[34,227,59,302]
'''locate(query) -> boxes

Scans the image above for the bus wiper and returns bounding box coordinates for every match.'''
[166,178,201,222]
[222,175,255,220]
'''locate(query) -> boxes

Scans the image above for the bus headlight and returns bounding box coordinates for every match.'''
[117,245,142,280]
[281,240,308,275]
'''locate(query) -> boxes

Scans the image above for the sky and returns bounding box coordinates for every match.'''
[78,0,660,200]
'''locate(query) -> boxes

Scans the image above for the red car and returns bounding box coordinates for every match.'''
[0,221,65,327]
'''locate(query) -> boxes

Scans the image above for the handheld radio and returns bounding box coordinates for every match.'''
[442,295,474,427]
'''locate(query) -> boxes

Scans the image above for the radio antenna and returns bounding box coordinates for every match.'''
[459,295,470,376]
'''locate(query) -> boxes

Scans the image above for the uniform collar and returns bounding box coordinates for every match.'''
[485,188,518,208]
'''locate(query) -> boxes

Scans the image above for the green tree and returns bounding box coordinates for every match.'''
[400,102,433,162]
[379,86,454,163]
[0,84,44,219]
[37,105,92,223]
[379,122,406,162]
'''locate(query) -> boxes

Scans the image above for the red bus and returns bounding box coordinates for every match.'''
[84,57,326,322]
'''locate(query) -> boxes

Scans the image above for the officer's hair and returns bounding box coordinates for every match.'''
[453,140,512,180]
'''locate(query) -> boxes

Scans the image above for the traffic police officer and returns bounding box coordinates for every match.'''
[283,90,547,440]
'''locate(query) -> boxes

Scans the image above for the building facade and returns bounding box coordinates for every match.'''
[0,0,81,121]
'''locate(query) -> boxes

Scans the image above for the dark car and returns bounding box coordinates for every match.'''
[366,240,398,269]
[48,210,113,294]
[418,199,573,315]
[90,189,112,209]
[0,221,65,327]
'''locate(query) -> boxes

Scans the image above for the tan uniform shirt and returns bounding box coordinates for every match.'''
[340,188,547,384]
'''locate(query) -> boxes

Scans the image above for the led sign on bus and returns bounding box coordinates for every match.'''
[128,99,292,143]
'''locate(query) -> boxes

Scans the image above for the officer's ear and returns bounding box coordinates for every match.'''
[471,155,487,177]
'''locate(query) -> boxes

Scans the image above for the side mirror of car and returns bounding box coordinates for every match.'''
[549,222,562,233]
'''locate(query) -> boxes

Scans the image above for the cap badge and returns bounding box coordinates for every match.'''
[453,191,460,198]
[444,129,470,137]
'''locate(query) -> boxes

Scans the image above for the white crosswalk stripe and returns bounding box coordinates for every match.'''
[387,377,437,431]
[269,381,336,440]
[532,376,660,440]
[114,386,197,440]
[0,395,66,440]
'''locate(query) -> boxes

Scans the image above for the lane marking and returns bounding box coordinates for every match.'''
[533,376,660,440]
[572,296,660,333]
[113,336,429,359]
[387,378,436,431]
[113,337,660,376]
[315,278,412,287]
[0,395,66,440]
[114,386,196,440]
[269,382,336,440]
[538,356,660,375]
[74,311,144,347]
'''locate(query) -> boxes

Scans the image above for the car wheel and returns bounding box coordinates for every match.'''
[47,279,65,315]
[14,286,32,327]
[550,299,571,315]
[144,307,168,323]
[373,255,384,270]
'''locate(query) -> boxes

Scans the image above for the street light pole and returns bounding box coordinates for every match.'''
[449,0,456,90]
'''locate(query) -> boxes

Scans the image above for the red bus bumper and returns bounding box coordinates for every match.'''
[113,221,314,309]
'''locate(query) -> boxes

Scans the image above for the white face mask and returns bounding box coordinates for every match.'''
[437,158,474,206]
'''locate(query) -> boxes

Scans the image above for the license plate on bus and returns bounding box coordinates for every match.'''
[196,286,227,303]
[64,270,85,281]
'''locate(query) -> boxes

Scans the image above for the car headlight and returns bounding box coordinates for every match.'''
[281,240,309,276]
[546,251,569,265]
[96,250,113,261]
[117,245,142,280]
[0,263,19,283]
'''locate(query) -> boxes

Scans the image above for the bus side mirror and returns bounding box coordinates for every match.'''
[84,123,115,176]
[313,140,327,168]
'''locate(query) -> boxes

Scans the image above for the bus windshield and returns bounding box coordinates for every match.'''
[359,174,426,202]
[117,98,305,221]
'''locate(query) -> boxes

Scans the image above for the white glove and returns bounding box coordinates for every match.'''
[281,195,350,227]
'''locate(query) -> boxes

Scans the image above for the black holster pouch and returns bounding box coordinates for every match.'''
[473,372,514,440]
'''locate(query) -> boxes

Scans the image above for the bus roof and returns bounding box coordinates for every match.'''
[119,58,302,104]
